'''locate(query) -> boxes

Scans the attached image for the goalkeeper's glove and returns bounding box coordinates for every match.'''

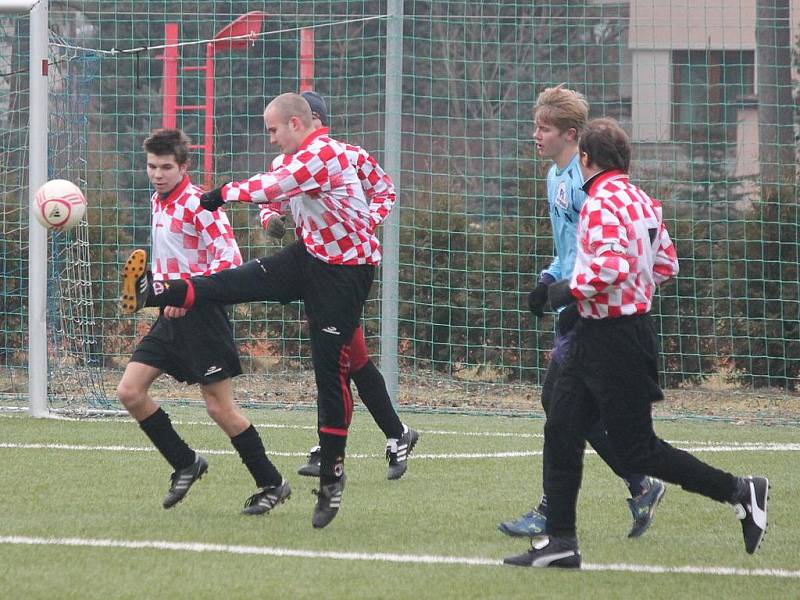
[527,282,549,317]
[548,279,576,310]
[527,273,555,317]
[265,214,287,239]
[556,304,580,336]
[199,185,226,211]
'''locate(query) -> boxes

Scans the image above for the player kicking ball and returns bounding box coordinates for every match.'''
[264,91,419,482]
[118,129,290,517]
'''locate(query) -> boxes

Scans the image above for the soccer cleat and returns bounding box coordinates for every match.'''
[498,508,547,538]
[503,535,581,569]
[626,477,666,538]
[121,249,150,314]
[241,479,292,515]
[386,426,419,480]
[297,445,321,478]
[733,476,769,554]
[162,455,208,509]
[312,473,346,529]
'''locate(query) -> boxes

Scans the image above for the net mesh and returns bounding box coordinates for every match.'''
[0,1,797,416]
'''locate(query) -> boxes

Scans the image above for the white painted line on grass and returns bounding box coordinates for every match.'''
[3,412,793,447]
[1,535,797,579]
[2,442,800,459]
[0,443,367,459]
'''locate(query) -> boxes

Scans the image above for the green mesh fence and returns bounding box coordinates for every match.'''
[0,1,797,415]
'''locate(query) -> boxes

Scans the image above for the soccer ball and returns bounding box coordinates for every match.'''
[34,179,87,230]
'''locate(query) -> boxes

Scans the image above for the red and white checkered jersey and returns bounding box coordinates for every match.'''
[220,128,383,266]
[150,175,242,281]
[570,170,679,319]
[258,128,396,235]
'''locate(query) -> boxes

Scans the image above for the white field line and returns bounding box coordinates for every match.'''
[0,535,798,579]
[1,442,800,460]
[1,412,792,447]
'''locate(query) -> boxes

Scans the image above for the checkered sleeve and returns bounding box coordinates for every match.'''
[258,204,283,230]
[256,155,288,229]
[571,198,631,301]
[221,149,329,204]
[651,213,679,285]
[351,144,396,231]
[192,206,242,275]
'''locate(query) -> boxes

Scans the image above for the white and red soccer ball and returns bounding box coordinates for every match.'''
[34,179,87,230]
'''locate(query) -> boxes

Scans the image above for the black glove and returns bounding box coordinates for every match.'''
[266,214,287,239]
[548,279,576,310]
[527,282,549,317]
[199,186,225,211]
[556,304,580,335]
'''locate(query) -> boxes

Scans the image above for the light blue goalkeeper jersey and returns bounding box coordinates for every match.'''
[541,153,586,282]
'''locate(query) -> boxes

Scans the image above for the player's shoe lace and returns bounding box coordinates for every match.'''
[386,426,419,480]
[733,476,769,554]
[241,480,292,515]
[162,455,208,509]
[626,477,666,538]
[312,474,346,529]
[503,535,581,569]
[297,445,321,478]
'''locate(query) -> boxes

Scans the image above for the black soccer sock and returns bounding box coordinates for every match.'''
[318,432,346,486]
[230,425,282,489]
[352,360,403,440]
[139,407,195,470]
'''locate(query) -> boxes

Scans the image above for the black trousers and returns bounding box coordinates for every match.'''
[176,241,374,435]
[540,355,638,497]
[543,312,738,538]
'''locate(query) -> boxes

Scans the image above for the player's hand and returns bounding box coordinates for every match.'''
[199,186,225,211]
[548,279,576,310]
[266,214,287,239]
[527,282,549,317]
[556,304,580,335]
[163,306,188,319]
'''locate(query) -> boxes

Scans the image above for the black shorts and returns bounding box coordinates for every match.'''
[130,303,242,385]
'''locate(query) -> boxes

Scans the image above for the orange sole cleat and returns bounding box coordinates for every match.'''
[121,249,148,314]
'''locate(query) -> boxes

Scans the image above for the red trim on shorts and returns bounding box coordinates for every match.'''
[182,280,196,310]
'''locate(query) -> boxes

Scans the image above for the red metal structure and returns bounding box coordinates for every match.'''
[160,14,318,190]
[299,28,315,92]
[160,12,268,190]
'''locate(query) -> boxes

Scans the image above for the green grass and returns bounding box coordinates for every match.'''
[1,409,798,599]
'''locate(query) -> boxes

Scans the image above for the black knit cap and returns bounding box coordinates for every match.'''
[301,91,328,126]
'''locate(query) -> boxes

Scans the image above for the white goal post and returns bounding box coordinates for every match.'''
[2,0,49,416]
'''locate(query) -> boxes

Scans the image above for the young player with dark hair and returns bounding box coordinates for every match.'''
[117,128,290,516]
[121,93,408,529]
[262,90,418,481]
[499,86,666,540]
[504,118,769,568]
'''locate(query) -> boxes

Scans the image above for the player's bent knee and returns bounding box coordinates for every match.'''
[116,382,146,411]
[204,394,237,423]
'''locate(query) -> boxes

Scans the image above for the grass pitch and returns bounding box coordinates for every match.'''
[1,408,798,599]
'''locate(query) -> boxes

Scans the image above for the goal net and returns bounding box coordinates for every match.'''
[1,2,798,420]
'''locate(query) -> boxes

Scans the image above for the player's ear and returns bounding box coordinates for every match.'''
[566,127,578,142]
